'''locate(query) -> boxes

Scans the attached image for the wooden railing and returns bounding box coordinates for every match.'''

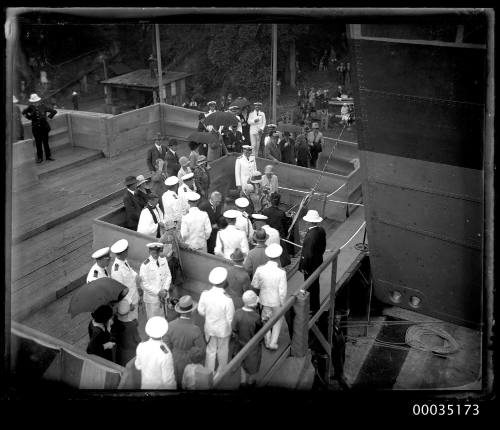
[213,249,339,388]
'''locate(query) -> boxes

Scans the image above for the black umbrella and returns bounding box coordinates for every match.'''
[277,123,303,134]
[68,278,128,318]
[204,111,239,128]
[232,97,250,109]
[187,131,219,145]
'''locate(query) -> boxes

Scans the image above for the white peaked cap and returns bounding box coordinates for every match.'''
[110,239,128,254]
[209,267,228,285]
[92,247,110,259]
[165,176,179,186]
[265,243,283,259]
[145,316,168,338]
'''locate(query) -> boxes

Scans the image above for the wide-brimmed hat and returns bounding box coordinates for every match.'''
[235,197,249,209]
[111,239,128,254]
[29,93,41,103]
[209,267,228,285]
[179,156,190,167]
[165,176,179,186]
[265,243,283,259]
[145,316,168,338]
[242,290,259,307]
[253,228,269,242]
[136,175,148,186]
[125,176,137,187]
[92,304,113,324]
[91,247,110,260]
[175,295,197,313]
[197,155,207,165]
[250,172,262,183]
[230,248,245,262]
[303,209,323,223]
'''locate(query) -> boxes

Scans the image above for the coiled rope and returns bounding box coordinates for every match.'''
[405,323,460,356]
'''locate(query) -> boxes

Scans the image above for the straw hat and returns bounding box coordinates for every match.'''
[29,93,41,103]
[175,295,197,313]
[179,156,190,167]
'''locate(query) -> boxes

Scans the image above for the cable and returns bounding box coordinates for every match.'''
[405,324,459,356]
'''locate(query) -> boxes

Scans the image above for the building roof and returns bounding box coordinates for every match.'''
[108,62,134,76]
[100,69,194,89]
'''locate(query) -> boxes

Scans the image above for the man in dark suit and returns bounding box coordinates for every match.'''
[165,295,206,389]
[123,176,143,230]
[298,209,327,315]
[146,133,167,173]
[165,138,181,178]
[262,192,291,267]
[22,93,57,163]
[226,248,252,310]
[198,191,223,254]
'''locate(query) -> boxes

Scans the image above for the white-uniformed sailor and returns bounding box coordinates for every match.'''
[180,192,212,252]
[251,244,287,350]
[162,176,183,231]
[110,239,140,297]
[137,193,165,238]
[205,101,217,117]
[86,247,111,283]
[234,197,254,243]
[247,102,266,156]
[197,267,235,373]
[177,172,197,215]
[135,316,176,389]
[214,210,249,259]
[234,145,257,194]
[139,242,172,320]
[252,213,280,246]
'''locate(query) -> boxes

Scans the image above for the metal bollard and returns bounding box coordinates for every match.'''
[290,290,310,357]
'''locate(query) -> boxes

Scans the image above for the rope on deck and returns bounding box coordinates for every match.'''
[339,221,366,250]
[405,324,460,356]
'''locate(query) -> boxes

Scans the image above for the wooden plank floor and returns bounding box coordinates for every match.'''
[11,142,193,241]
[12,197,122,320]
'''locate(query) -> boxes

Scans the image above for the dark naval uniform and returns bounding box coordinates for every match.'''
[22,103,57,162]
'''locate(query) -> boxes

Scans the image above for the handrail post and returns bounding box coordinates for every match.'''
[326,252,339,384]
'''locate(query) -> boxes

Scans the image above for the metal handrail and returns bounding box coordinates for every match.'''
[212,249,339,387]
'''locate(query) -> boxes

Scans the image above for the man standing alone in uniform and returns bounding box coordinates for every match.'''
[135,316,177,389]
[247,102,266,157]
[198,267,235,374]
[22,93,57,163]
[299,210,327,315]
[139,242,172,320]
[235,145,257,195]
[86,247,111,283]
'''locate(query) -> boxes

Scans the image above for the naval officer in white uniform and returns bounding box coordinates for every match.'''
[247,102,266,156]
[180,192,212,252]
[110,239,139,294]
[139,242,172,320]
[234,197,254,244]
[234,145,257,195]
[214,210,249,260]
[86,246,111,283]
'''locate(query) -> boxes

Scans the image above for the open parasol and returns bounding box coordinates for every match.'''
[187,131,219,145]
[204,111,239,129]
[68,278,128,318]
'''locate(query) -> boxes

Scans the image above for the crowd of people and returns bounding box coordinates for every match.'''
[83,120,342,388]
